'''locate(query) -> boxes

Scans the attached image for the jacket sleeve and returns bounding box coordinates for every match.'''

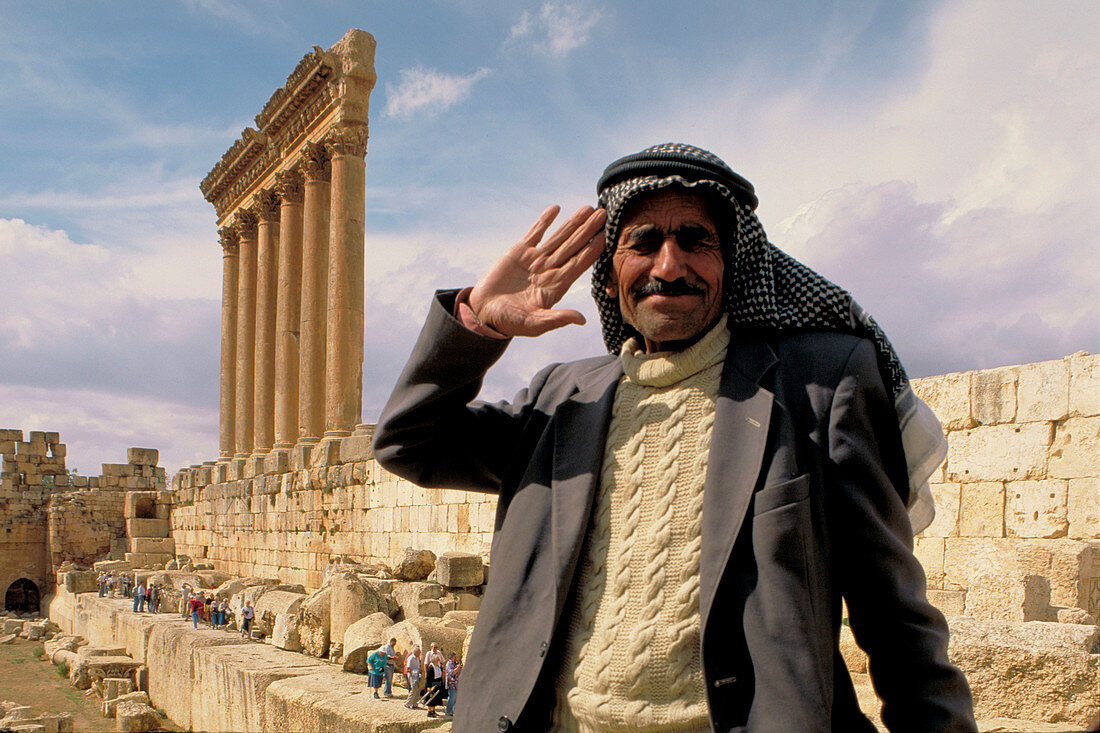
[826,339,977,732]
[372,289,557,494]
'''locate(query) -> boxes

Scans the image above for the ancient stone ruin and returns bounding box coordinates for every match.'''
[1,27,1096,733]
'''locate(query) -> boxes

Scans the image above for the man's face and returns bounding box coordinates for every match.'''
[608,188,725,352]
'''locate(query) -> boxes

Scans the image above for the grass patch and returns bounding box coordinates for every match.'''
[32,645,45,659]
[56,661,69,678]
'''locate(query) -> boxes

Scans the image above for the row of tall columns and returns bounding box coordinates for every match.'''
[217,128,367,461]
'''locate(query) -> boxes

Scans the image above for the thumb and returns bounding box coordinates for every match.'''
[528,308,587,335]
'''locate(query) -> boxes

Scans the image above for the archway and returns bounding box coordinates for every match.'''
[5,578,40,615]
[134,497,156,519]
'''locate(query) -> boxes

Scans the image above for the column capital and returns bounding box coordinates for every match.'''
[219,226,240,256]
[302,141,331,182]
[253,188,282,223]
[235,208,259,238]
[326,124,369,158]
[275,169,304,204]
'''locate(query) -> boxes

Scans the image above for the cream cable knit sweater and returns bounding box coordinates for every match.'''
[554,317,729,732]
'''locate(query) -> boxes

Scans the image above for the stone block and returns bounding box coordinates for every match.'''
[440,610,479,630]
[125,518,169,538]
[838,624,867,674]
[329,573,395,647]
[103,676,135,701]
[129,537,175,554]
[341,612,394,672]
[455,592,482,611]
[388,618,467,661]
[436,551,484,587]
[970,367,1017,425]
[945,422,1051,483]
[1069,352,1100,416]
[1016,358,1071,422]
[948,618,1100,727]
[63,570,99,594]
[913,537,945,587]
[126,448,158,467]
[254,590,306,635]
[311,438,342,467]
[963,572,1050,622]
[0,428,23,441]
[1068,477,1100,539]
[926,589,966,618]
[290,444,313,470]
[272,612,303,652]
[921,483,959,538]
[1006,480,1069,538]
[391,547,436,581]
[299,587,331,658]
[103,691,150,718]
[957,481,1005,537]
[338,434,373,464]
[1055,606,1098,625]
[911,372,973,429]
[1048,416,1100,479]
[114,700,159,732]
[263,449,290,475]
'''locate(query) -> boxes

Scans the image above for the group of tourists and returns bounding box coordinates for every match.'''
[365,638,461,719]
[180,583,236,632]
[97,571,163,613]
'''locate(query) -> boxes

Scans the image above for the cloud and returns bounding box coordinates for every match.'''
[508,2,603,58]
[384,66,492,119]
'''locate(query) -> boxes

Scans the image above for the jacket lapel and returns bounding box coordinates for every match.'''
[550,358,622,608]
[699,336,777,626]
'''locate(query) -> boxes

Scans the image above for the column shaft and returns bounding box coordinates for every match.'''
[324,127,368,437]
[218,228,240,460]
[234,211,258,458]
[298,142,331,444]
[253,189,280,454]
[274,170,304,449]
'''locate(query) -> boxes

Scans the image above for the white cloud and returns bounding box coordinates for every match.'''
[508,2,603,58]
[384,66,491,119]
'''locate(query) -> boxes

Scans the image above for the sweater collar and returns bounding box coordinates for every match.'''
[620,315,729,388]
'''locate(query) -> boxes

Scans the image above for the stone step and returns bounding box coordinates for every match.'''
[129,537,175,554]
[126,518,169,538]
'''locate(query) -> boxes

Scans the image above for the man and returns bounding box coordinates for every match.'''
[133,580,145,613]
[240,600,254,639]
[444,651,461,718]
[381,637,398,697]
[374,143,975,731]
[404,646,422,710]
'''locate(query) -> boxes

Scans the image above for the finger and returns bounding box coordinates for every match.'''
[534,205,596,254]
[526,308,587,336]
[543,208,606,269]
[519,205,561,247]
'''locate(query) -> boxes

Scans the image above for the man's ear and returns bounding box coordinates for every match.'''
[605,268,618,298]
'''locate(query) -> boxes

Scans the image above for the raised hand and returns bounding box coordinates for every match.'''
[468,205,607,338]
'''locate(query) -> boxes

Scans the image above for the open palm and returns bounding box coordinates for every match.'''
[469,205,607,338]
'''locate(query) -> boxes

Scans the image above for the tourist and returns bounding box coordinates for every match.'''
[444,652,460,717]
[403,646,421,709]
[381,637,397,697]
[180,583,192,618]
[425,642,444,670]
[218,598,230,630]
[423,652,445,718]
[147,583,158,613]
[97,572,106,597]
[367,647,389,699]
[133,581,146,613]
[373,142,976,730]
[189,593,205,629]
[106,573,116,597]
[240,601,254,639]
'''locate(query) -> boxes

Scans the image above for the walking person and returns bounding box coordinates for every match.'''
[180,583,192,618]
[367,647,389,699]
[423,653,446,718]
[403,646,422,710]
[133,581,145,613]
[189,593,205,629]
[147,583,158,614]
[218,599,230,630]
[240,601,255,639]
[381,637,397,697]
[444,652,461,717]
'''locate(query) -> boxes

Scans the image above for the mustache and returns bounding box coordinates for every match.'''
[629,278,705,299]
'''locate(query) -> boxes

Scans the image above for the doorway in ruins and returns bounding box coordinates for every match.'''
[133,497,156,519]
[4,578,40,615]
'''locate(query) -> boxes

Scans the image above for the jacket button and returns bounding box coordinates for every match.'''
[498,715,512,731]
[538,641,548,657]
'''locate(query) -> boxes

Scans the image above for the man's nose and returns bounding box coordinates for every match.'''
[650,238,689,281]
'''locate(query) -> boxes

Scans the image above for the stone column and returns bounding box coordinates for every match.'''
[297,142,331,445]
[234,210,259,459]
[218,227,240,461]
[253,189,281,455]
[274,169,304,450]
[324,125,369,438]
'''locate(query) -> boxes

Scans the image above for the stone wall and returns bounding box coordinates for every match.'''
[912,351,1100,621]
[0,430,168,605]
[169,433,496,588]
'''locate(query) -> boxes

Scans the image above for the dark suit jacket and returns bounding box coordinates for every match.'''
[374,291,976,732]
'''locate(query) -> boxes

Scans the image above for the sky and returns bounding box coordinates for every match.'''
[0,0,1096,476]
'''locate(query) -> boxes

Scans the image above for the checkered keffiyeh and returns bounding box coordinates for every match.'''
[591,143,943,532]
